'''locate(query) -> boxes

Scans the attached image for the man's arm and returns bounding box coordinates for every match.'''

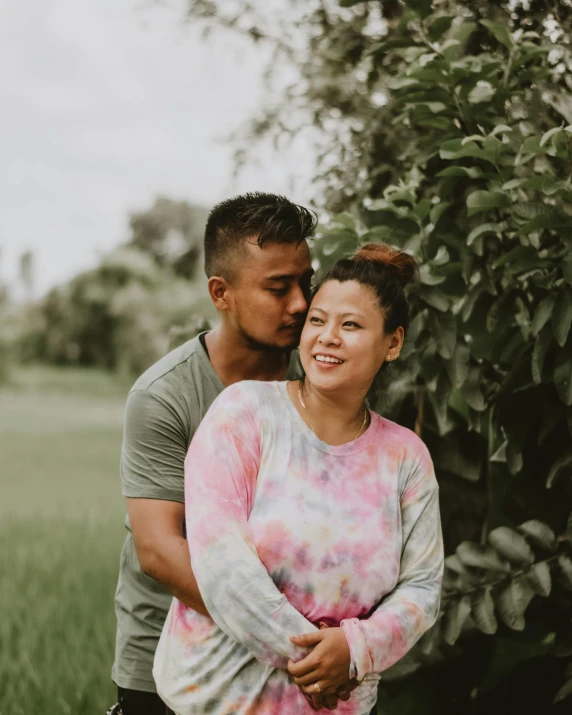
[127,497,208,616]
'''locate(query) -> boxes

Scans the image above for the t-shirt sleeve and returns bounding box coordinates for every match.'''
[120,388,188,503]
[185,384,317,670]
[341,440,444,680]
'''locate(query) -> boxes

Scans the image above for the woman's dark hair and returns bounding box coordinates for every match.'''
[319,243,418,334]
[204,192,317,278]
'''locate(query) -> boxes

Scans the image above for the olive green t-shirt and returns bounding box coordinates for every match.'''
[112,333,302,692]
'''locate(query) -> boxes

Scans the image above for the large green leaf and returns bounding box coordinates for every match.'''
[467,191,511,216]
[563,255,572,286]
[437,166,483,179]
[552,287,572,347]
[446,342,470,388]
[457,541,510,572]
[462,366,487,411]
[540,126,565,147]
[480,19,514,49]
[468,82,496,104]
[546,449,572,488]
[461,283,489,322]
[512,201,550,220]
[365,38,421,57]
[525,561,552,597]
[531,295,555,336]
[492,245,538,270]
[406,0,434,19]
[419,268,446,286]
[531,324,552,384]
[517,520,558,552]
[495,580,528,631]
[520,209,571,237]
[427,15,455,41]
[442,596,471,646]
[471,587,497,634]
[467,222,508,246]
[419,285,449,312]
[503,176,570,196]
[440,139,484,161]
[554,348,572,406]
[428,372,455,436]
[488,527,535,565]
[429,310,457,359]
[429,201,451,227]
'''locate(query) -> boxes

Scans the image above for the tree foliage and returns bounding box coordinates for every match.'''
[128,196,208,278]
[25,197,211,375]
[186,0,572,209]
[186,0,572,708]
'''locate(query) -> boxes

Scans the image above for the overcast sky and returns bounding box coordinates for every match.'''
[0,0,314,296]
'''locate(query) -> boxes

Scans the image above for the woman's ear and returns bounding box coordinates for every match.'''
[208,276,231,312]
[386,326,405,359]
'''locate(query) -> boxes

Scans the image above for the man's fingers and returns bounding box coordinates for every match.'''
[324,694,339,710]
[337,690,351,701]
[302,691,319,711]
[290,631,324,648]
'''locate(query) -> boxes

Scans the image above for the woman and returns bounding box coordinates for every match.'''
[153,244,444,714]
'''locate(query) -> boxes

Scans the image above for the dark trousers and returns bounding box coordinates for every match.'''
[116,687,175,715]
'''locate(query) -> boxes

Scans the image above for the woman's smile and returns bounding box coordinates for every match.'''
[313,353,345,367]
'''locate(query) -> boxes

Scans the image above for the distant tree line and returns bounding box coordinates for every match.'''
[1,198,212,377]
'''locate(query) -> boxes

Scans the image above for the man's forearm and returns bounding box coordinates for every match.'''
[142,535,209,616]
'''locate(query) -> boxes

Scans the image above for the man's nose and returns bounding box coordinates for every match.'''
[288,285,308,316]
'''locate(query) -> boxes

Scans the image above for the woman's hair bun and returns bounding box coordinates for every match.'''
[353,243,418,289]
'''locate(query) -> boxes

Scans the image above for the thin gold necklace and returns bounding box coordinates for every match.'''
[298,383,368,442]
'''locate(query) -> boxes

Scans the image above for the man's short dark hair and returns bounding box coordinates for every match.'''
[204,192,317,278]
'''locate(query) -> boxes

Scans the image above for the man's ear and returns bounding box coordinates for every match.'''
[208,275,232,311]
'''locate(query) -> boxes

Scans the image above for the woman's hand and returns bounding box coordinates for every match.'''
[288,627,354,697]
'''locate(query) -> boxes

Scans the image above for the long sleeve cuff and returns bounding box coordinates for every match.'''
[341,618,372,681]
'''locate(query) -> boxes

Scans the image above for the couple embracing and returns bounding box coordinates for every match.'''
[110,193,444,715]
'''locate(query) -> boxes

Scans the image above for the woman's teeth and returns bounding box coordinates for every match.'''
[314,355,343,364]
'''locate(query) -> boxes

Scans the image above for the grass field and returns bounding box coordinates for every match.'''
[0,367,132,715]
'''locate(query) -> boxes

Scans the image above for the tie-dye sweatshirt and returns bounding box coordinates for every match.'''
[153,380,443,715]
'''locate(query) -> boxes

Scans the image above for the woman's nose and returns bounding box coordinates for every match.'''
[318,325,341,345]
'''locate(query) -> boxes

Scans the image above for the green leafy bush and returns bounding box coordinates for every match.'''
[305,1,572,707]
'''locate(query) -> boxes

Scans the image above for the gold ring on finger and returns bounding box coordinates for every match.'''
[313,682,322,694]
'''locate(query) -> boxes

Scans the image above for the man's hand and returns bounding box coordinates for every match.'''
[288,628,356,699]
[127,497,208,615]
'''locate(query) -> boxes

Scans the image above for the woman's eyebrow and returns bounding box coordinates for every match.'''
[310,307,365,319]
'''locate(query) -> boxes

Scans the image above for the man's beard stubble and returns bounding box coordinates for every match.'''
[236,318,303,354]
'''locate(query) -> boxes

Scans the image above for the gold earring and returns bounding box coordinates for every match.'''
[386,355,393,361]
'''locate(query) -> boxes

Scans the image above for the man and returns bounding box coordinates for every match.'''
[110,193,351,714]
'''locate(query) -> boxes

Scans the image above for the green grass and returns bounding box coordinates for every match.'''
[0,366,129,714]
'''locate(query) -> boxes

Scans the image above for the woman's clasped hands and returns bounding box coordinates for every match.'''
[288,626,359,711]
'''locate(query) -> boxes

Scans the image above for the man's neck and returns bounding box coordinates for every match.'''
[204,325,290,387]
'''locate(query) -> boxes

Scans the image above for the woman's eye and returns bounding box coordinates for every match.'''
[309,317,323,324]
[343,321,360,328]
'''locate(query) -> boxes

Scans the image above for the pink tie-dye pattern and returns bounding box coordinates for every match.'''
[153,381,443,715]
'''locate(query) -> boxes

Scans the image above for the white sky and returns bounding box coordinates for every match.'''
[0,0,315,297]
